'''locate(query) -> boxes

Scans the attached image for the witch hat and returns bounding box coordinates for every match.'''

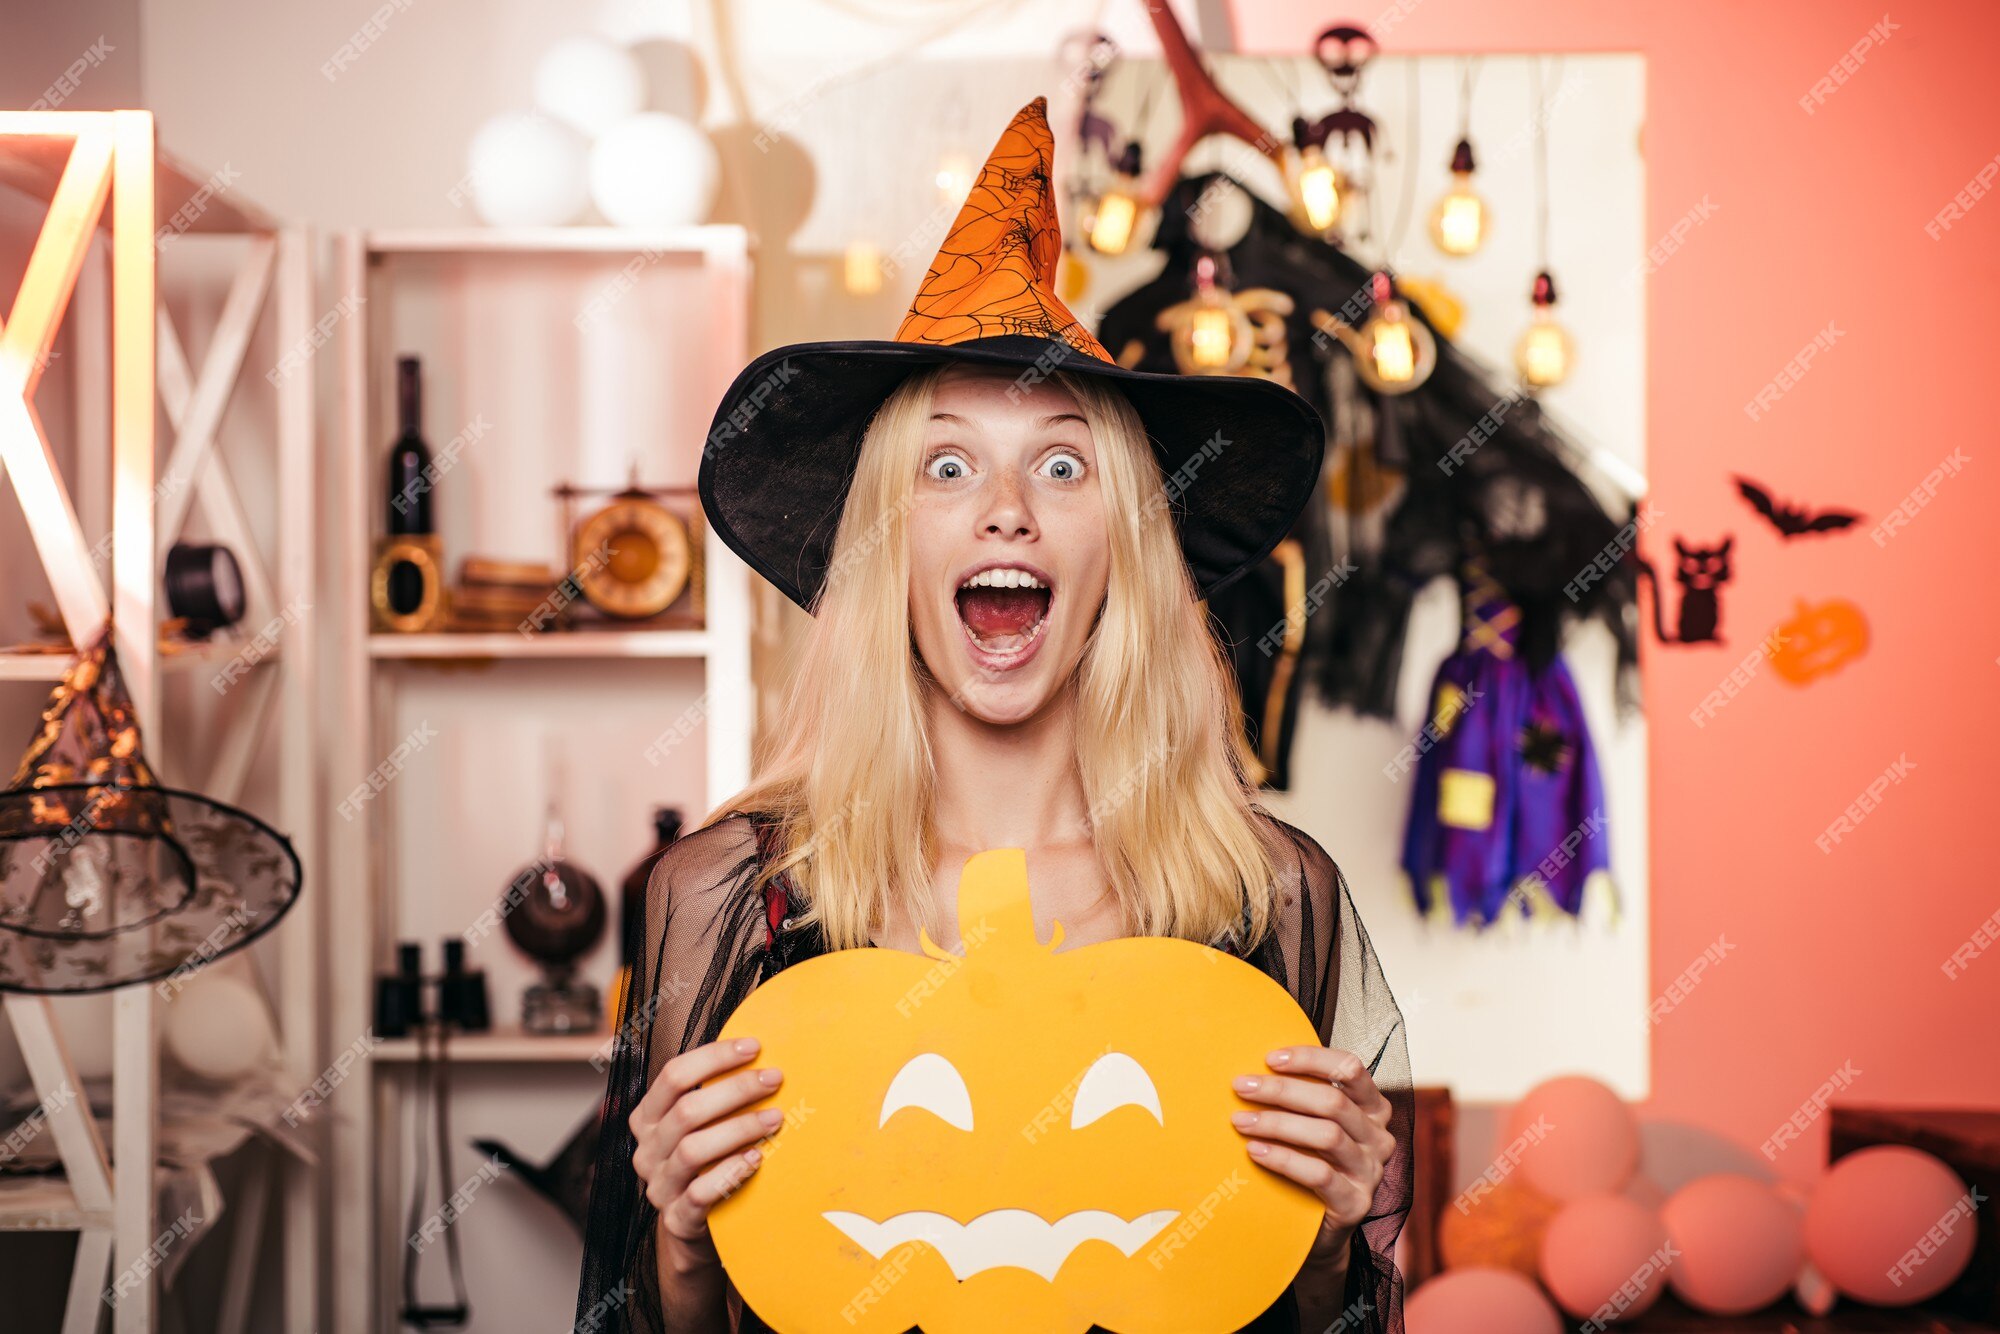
[698,96,1326,612]
[0,628,302,994]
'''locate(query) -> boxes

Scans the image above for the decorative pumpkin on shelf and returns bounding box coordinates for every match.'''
[709,848,1324,1334]
[1769,597,1869,685]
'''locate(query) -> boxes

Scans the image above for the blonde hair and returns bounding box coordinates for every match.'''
[716,364,1276,950]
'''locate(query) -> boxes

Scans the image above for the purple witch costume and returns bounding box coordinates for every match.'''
[1400,561,1614,927]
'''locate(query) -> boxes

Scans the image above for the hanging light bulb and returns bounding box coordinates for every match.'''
[935,150,975,207]
[1331,271,1437,395]
[1086,141,1145,257]
[1169,253,1253,374]
[842,239,883,296]
[1514,269,1576,389]
[1287,119,1347,234]
[1428,138,1490,256]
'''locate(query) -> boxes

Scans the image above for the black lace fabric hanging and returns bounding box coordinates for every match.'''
[574,810,1414,1334]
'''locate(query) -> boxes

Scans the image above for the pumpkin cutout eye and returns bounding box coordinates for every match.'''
[1069,1052,1163,1129]
[880,1052,975,1130]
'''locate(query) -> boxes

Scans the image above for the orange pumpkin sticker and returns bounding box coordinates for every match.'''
[709,848,1324,1334]
[1770,597,1869,685]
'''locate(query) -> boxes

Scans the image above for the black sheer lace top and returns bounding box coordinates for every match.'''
[575,809,1413,1334]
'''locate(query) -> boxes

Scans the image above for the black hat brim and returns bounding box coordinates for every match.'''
[697,334,1325,611]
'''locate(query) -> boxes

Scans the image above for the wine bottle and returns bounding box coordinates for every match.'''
[385,355,434,536]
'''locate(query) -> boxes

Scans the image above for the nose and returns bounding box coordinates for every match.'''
[976,467,1038,542]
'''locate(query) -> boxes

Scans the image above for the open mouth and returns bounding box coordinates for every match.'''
[822,1207,1178,1281]
[954,564,1054,668]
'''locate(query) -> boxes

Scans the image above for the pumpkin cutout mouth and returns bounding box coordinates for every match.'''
[954,562,1054,665]
[823,1207,1180,1281]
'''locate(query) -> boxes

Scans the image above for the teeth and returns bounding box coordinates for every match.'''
[966,617,1049,650]
[960,567,1046,591]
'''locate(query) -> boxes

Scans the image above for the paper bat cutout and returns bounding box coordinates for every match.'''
[1734,476,1862,538]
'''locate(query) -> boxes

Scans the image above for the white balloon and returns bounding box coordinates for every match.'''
[164,972,274,1084]
[467,113,590,228]
[533,36,647,138]
[589,112,718,228]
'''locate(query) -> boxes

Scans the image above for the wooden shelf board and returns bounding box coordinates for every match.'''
[369,629,711,661]
[372,1027,617,1066]
[364,225,750,258]
[0,122,277,236]
[0,1174,110,1232]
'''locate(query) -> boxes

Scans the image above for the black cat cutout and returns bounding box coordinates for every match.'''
[1637,537,1732,645]
[1734,476,1861,538]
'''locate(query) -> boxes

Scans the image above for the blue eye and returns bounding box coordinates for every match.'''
[1041,451,1085,481]
[927,452,969,481]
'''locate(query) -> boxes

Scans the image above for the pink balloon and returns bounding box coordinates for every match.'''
[1806,1145,1979,1304]
[1661,1174,1804,1315]
[1504,1075,1641,1201]
[1408,1267,1562,1334]
[1538,1193,1671,1322]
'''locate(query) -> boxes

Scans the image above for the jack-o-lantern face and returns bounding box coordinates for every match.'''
[709,849,1324,1334]
[1770,597,1869,684]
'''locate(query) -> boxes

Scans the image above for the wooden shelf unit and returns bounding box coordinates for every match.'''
[327,224,754,1334]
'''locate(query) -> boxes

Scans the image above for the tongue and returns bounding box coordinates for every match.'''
[958,587,1046,638]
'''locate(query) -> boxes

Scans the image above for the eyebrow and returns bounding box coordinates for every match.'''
[928,411,1087,428]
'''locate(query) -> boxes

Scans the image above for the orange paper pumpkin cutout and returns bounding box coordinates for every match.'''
[709,849,1324,1334]
[893,98,1112,362]
[1770,597,1869,685]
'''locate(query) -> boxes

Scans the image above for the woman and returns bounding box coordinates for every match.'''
[577,98,1412,1334]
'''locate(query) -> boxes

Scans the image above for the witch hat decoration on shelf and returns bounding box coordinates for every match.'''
[0,627,302,994]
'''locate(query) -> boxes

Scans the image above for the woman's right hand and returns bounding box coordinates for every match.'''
[630,1035,785,1267]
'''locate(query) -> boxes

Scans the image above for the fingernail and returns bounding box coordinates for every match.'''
[760,1109,784,1129]
[1268,1050,1292,1067]
[1234,1076,1259,1093]
[744,1148,762,1166]
[1247,1141,1271,1157]
[759,1068,783,1087]
[1232,1112,1258,1128]
[735,1038,759,1056]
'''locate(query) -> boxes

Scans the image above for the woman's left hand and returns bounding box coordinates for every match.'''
[1231,1045,1397,1260]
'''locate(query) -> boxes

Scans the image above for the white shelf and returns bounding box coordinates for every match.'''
[371,1027,616,1065]
[368,629,711,661]
[0,1175,109,1232]
[363,224,750,259]
[0,637,278,681]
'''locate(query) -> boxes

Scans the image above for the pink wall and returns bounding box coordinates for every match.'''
[1238,0,2000,1176]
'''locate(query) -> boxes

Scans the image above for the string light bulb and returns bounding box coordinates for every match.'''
[1287,119,1347,234]
[842,239,883,295]
[1339,271,1436,394]
[934,150,975,207]
[1428,138,1490,256]
[1514,269,1576,389]
[1169,253,1253,374]
[1086,140,1145,257]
